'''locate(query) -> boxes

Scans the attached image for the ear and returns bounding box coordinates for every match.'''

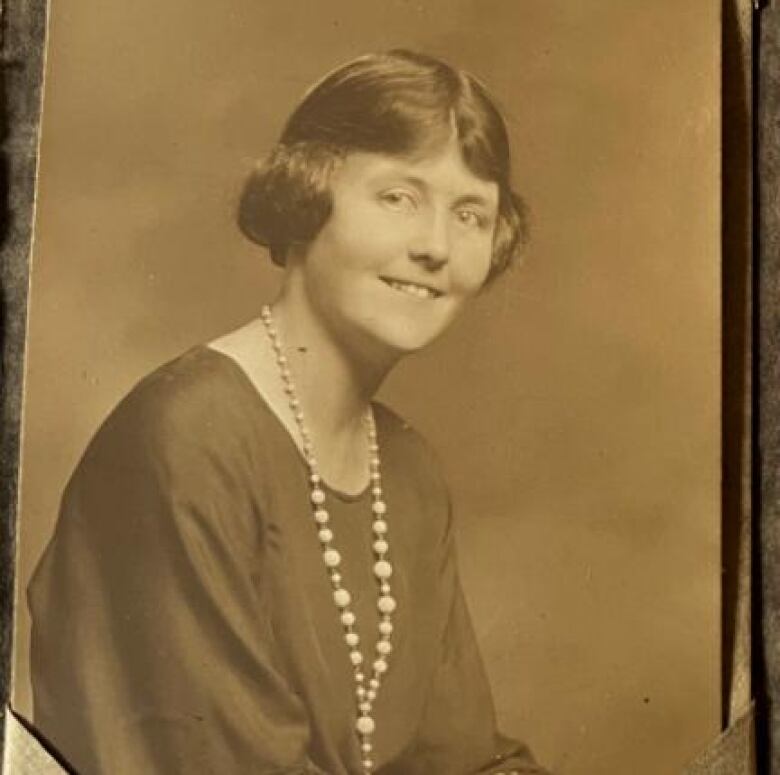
[488,189,529,281]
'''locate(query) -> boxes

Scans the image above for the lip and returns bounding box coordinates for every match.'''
[379,276,445,299]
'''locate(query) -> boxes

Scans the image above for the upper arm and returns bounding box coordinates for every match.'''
[28,389,317,774]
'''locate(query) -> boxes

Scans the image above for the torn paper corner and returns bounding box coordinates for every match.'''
[683,703,756,775]
[2,707,67,775]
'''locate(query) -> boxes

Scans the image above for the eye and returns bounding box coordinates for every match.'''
[379,189,418,211]
[455,208,489,230]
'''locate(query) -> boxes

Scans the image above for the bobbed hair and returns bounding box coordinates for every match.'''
[238,49,528,282]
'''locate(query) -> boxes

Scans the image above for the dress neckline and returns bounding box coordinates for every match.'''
[193,344,373,503]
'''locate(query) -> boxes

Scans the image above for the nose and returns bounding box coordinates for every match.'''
[408,208,450,272]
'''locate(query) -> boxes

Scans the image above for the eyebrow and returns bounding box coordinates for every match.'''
[452,192,497,211]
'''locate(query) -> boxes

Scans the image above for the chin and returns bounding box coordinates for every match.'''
[332,292,464,361]
[363,314,455,356]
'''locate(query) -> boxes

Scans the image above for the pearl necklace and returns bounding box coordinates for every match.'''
[260,305,395,775]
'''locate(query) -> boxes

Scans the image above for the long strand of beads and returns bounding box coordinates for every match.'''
[260,305,396,775]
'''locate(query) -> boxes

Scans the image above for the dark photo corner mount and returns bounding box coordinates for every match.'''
[0,0,47,763]
[756,1,780,775]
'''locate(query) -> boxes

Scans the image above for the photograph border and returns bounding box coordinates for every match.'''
[0,1,772,773]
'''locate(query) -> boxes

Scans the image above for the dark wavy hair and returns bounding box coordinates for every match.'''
[238,49,528,282]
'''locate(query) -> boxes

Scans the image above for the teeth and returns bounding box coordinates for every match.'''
[386,280,438,299]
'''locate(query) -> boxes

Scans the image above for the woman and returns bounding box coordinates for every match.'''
[28,50,548,774]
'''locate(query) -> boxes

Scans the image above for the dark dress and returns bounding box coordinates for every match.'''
[28,346,547,775]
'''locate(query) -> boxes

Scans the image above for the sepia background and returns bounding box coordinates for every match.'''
[12,2,721,774]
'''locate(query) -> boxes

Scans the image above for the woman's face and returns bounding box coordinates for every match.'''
[292,134,499,359]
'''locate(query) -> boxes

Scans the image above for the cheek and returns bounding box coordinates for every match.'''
[303,225,392,307]
[452,239,493,292]
[320,209,402,272]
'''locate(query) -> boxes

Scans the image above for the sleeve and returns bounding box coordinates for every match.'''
[27,400,328,775]
[384,503,552,775]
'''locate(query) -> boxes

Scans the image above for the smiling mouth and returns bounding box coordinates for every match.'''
[380,277,443,300]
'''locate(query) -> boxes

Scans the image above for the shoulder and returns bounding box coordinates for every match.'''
[114,346,251,438]
[69,346,271,505]
[86,347,255,459]
[372,400,451,514]
[373,401,445,470]
[61,347,267,544]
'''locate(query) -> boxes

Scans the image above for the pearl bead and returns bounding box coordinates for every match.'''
[318,528,333,543]
[260,306,397,772]
[378,595,396,614]
[323,549,341,567]
[350,650,363,666]
[373,560,393,579]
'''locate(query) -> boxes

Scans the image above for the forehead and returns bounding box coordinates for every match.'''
[333,138,499,205]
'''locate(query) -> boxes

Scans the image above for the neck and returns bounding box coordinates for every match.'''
[269,276,400,443]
